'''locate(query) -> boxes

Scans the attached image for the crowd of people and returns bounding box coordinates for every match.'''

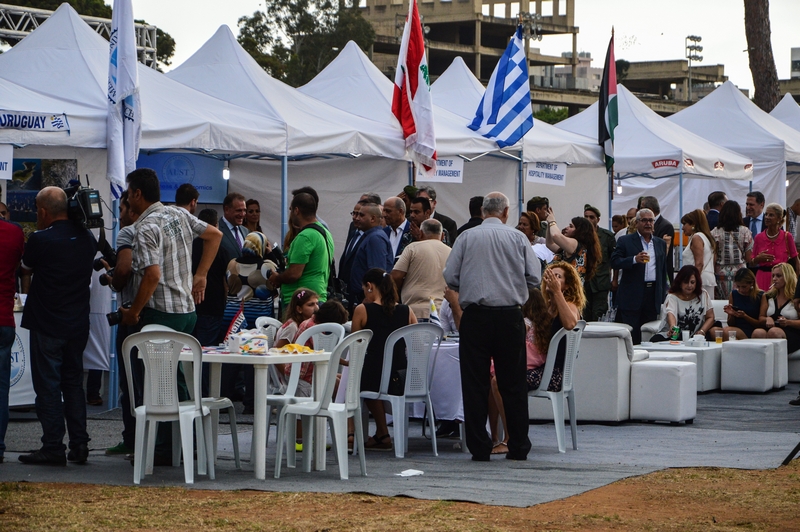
[5,173,800,468]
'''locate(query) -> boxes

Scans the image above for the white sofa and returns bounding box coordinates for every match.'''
[528,323,636,422]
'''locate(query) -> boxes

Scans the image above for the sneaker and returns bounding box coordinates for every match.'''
[789,395,800,406]
[105,442,133,456]
[68,443,89,464]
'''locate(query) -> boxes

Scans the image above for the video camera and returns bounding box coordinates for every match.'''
[64,178,103,230]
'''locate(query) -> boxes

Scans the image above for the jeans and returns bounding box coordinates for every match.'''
[29,330,90,453]
[0,326,14,457]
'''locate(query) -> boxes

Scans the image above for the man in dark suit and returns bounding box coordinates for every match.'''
[743,191,766,235]
[640,196,674,282]
[416,185,459,244]
[457,195,484,235]
[706,191,727,230]
[611,208,668,345]
[218,192,249,263]
[338,202,365,313]
[347,203,393,306]
[383,196,412,262]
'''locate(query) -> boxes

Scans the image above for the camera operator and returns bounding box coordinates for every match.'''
[18,187,97,465]
[100,190,140,457]
[119,169,221,465]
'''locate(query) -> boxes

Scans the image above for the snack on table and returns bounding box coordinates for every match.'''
[269,343,321,355]
[240,336,269,355]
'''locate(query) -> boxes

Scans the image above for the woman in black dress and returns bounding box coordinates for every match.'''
[351,268,417,451]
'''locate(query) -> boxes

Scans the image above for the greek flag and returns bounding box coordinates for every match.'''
[468,25,533,148]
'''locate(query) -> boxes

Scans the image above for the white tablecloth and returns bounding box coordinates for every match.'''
[412,342,463,421]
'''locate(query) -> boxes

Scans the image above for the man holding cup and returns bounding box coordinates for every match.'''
[611,208,668,345]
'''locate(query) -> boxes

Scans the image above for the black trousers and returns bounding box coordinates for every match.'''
[459,305,531,460]
[616,283,658,345]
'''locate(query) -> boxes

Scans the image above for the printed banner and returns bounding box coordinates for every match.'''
[526,162,567,187]
[136,152,228,204]
[0,110,69,132]
[417,157,465,183]
[0,144,12,180]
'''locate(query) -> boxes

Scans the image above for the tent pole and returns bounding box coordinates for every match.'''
[408,161,414,186]
[518,152,524,217]
[281,156,288,245]
[108,199,120,409]
[750,180,753,193]
[678,172,684,268]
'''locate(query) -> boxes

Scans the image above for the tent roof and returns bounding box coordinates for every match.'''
[770,93,800,133]
[431,55,603,165]
[557,84,752,179]
[299,40,507,157]
[167,27,405,159]
[668,81,800,164]
[0,4,290,154]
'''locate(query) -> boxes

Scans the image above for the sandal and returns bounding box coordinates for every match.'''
[491,441,509,455]
[347,433,355,454]
[365,433,393,451]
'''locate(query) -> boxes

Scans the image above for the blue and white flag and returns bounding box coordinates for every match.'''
[468,25,533,148]
[107,0,141,198]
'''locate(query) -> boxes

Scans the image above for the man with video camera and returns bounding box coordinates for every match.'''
[18,187,98,465]
[119,169,221,465]
[99,190,140,457]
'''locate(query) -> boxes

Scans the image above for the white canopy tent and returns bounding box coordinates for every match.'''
[557,84,753,224]
[770,94,800,203]
[433,56,609,223]
[299,41,524,228]
[668,81,800,214]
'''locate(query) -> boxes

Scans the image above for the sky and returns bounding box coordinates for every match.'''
[130,0,799,93]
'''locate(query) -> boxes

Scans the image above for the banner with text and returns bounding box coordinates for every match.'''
[0,144,12,180]
[136,152,227,203]
[526,162,567,187]
[0,110,69,132]
[417,157,464,183]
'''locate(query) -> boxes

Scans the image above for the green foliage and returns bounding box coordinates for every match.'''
[237,2,375,87]
[534,106,568,124]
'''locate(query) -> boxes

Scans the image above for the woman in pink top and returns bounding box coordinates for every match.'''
[751,203,799,291]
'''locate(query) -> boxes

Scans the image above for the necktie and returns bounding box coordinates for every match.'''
[345,231,361,257]
[234,227,242,249]
[751,218,758,235]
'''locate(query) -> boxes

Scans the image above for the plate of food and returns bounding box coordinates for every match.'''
[268,343,323,355]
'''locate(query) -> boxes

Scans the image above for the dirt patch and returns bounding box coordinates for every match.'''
[2,461,800,531]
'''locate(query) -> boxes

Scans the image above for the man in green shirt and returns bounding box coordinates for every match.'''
[268,193,333,309]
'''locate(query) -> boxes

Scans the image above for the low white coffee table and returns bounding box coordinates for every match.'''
[638,341,722,392]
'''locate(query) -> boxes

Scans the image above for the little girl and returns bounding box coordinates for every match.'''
[275,289,319,397]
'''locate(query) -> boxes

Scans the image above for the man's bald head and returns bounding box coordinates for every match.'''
[482,192,510,223]
[359,203,383,229]
[36,186,69,229]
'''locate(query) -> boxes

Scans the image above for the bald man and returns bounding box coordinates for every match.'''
[19,187,97,465]
[347,203,393,306]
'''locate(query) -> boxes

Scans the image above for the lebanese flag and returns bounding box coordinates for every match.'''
[392,0,436,176]
[598,32,618,172]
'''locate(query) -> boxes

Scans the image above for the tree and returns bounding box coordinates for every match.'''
[534,106,568,125]
[743,0,779,112]
[615,59,630,82]
[237,2,375,87]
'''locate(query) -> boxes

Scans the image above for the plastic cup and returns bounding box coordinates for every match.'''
[715,330,723,344]
[681,330,690,342]
[728,331,737,341]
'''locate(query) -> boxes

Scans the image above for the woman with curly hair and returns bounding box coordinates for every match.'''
[528,262,583,392]
[543,207,602,284]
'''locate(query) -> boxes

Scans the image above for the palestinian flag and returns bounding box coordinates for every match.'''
[598,33,618,172]
[392,0,437,176]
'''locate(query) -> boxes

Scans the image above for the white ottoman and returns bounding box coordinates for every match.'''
[721,341,774,392]
[647,351,698,365]
[630,360,697,423]
[737,339,788,389]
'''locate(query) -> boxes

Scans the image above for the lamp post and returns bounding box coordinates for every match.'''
[685,35,703,101]
[518,11,543,71]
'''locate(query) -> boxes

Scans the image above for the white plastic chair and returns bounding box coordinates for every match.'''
[121,330,215,484]
[528,320,586,453]
[141,324,241,469]
[267,322,345,467]
[255,316,287,396]
[360,323,443,458]
[274,330,372,479]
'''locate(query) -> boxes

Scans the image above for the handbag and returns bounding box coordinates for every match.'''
[299,223,348,303]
